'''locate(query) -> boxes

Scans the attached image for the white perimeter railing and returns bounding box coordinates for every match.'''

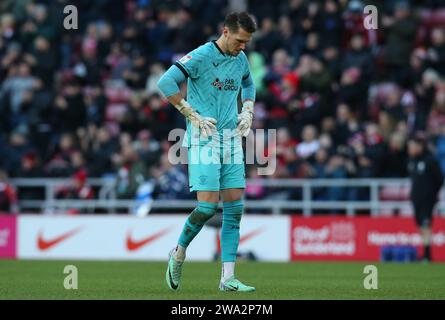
[10,178,445,217]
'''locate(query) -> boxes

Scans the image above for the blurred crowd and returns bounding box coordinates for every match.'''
[1,0,445,209]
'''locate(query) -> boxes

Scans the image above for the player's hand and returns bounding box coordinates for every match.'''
[237,101,254,137]
[175,99,217,138]
[188,112,217,138]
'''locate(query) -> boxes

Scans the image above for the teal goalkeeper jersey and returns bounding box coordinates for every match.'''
[175,41,252,146]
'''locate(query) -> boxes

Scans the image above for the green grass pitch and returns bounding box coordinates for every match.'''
[1,260,444,299]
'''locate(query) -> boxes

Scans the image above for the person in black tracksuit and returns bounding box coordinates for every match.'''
[407,134,444,262]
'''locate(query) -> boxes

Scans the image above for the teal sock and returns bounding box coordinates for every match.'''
[178,201,218,248]
[221,200,244,262]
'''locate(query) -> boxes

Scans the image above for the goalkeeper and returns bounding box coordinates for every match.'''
[157,12,257,292]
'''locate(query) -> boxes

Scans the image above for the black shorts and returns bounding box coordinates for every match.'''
[413,202,435,227]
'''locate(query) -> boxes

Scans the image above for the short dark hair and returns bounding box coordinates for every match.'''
[224,12,257,34]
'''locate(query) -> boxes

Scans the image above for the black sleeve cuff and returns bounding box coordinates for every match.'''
[174,62,189,78]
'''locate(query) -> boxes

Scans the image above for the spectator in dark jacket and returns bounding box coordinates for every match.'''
[0,130,30,174]
[52,81,86,133]
[341,33,374,80]
[23,36,56,87]
[380,132,408,177]
[315,0,343,48]
[85,126,118,177]
[255,17,282,63]
[382,1,419,81]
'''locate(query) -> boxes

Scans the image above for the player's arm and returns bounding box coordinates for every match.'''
[157,64,217,138]
[237,71,256,137]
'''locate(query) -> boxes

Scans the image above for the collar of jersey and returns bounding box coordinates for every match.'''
[212,40,226,57]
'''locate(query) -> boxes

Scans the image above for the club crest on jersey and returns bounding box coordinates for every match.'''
[211,78,238,91]
[179,54,192,64]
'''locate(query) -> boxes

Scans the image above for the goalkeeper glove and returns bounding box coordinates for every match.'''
[237,100,254,137]
[174,99,217,138]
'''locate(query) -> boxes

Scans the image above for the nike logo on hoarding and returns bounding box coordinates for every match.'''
[37,227,83,251]
[240,228,265,244]
[126,227,172,251]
